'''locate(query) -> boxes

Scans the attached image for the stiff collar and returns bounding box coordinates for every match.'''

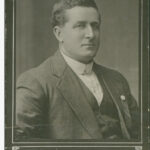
[60,50,93,75]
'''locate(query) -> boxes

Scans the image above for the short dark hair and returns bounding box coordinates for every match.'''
[51,0,100,28]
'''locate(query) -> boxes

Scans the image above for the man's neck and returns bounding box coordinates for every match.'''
[59,46,93,64]
[60,49,93,75]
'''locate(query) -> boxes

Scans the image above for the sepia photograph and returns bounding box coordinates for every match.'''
[13,0,142,142]
[5,0,149,148]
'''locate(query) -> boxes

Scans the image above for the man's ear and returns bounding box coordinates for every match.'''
[53,26,63,43]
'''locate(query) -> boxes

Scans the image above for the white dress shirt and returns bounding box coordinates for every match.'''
[61,51,103,106]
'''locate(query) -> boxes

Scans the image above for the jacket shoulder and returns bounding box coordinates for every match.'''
[94,63,126,81]
[17,56,54,82]
[94,63,131,92]
[16,55,57,95]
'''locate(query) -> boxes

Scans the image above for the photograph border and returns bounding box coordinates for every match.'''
[4,0,149,147]
[12,0,143,145]
[12,146,143,149]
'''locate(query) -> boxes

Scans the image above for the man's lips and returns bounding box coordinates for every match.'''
[82,43,95,47]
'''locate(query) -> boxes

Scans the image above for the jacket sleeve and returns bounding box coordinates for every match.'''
[15,71,49,141]
[128,94,140,139]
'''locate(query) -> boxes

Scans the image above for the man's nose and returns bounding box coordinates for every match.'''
[85,25,94,39]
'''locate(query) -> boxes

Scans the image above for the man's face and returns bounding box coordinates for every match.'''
[60,6,100,63]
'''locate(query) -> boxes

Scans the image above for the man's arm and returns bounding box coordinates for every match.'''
[15,71,49,141]
[120,73,140,139]
[127,93,140,139]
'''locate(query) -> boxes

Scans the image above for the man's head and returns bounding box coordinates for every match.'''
[52,0,101,64]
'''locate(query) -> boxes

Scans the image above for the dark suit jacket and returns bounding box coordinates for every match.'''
[15,51,139,141]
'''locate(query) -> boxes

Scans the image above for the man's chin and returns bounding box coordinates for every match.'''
[80,54,96,64]
[86,51,97,58]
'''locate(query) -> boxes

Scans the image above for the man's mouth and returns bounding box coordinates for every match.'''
[82,43,95,47]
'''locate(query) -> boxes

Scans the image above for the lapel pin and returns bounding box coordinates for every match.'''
[120,95,126,101]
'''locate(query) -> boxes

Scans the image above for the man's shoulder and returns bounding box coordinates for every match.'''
[94,63,124,79]
[17,55,55,84]
[94,63,131,89]
[94,63,131,93]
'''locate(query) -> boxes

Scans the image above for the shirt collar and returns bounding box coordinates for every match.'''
[60,50,93,75]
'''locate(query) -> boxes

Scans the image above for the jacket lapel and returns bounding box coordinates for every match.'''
[51,51,103,139]
[93,64,131,139]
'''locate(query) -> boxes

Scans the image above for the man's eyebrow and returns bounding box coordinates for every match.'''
[74,21,86,24]
[74,20,100,24]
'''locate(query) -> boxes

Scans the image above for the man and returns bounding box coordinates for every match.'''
[15,0,139,141]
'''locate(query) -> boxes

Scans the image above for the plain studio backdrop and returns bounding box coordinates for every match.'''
[15,0,139,101]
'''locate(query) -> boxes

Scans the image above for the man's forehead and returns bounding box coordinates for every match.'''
[64,6,100,23]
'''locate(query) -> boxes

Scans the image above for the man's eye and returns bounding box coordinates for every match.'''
[92,24,100,29]
[76,24,85,28]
